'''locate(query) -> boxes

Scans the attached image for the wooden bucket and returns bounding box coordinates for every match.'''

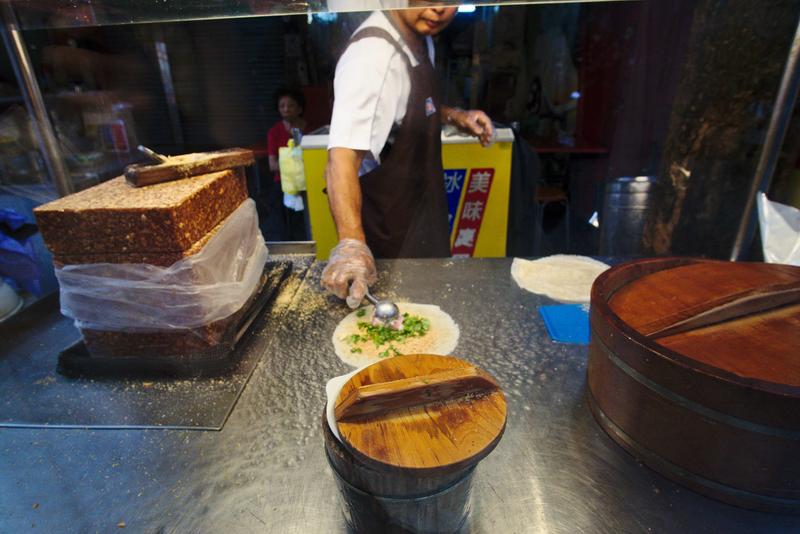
[588,257,800,513]
[323,354,507,533]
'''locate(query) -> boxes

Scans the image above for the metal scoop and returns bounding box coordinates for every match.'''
[364,290,401,329]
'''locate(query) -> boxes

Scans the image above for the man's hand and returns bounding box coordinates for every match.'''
[443,107,495,147]
[321,238,378,308]
[323,147,373,307]
[322,147,374,307]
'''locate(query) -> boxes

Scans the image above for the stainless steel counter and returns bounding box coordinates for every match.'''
[1,257,797,532]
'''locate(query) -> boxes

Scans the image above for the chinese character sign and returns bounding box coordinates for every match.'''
[443,169,466,234]
[451,168,494,257]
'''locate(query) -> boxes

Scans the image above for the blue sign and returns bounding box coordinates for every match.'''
[443,168,466,234]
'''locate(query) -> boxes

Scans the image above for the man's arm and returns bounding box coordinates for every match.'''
[321,147,377,308]
[325,147,368,242]
[441,106,495,147]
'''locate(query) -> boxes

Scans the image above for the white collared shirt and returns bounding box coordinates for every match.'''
[328,11,435,167]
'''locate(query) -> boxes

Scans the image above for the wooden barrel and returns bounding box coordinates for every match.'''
[588,257,800,513]
[323,354,507,533]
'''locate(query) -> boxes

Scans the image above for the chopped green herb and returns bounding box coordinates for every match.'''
[376,345,402,358]
[344,312,431,359]
[353,312,431,350]
[345,334,365,345]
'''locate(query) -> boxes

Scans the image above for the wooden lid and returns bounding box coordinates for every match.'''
[602,259,800,387]
[335,354,507,473]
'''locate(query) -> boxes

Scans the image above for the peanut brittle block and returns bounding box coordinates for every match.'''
[34,169,248,256]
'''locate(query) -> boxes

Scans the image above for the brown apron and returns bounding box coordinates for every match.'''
[344,25,450,259]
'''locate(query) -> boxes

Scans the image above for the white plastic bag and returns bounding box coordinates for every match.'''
[757,192,800,266]
[55,199,268,331]
[283,192,304,212]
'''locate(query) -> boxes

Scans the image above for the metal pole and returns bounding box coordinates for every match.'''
[0,0,73,197]
[154,30,184,147]
[730,12,800,261]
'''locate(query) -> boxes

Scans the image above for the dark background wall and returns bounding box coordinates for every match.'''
[2,2,799,257]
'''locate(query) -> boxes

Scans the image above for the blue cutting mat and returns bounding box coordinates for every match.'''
[538,304,590,344]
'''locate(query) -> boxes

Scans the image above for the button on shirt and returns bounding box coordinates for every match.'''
[328,11,435,173]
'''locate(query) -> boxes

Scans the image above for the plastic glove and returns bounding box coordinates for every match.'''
[321,238,377,308]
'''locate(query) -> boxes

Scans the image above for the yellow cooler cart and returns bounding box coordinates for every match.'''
[301,127,514,259]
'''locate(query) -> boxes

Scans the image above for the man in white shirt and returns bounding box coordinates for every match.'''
[321,7,494,308]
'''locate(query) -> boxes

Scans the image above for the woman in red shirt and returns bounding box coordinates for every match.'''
[264,87,308,240]
[267,88,307,182]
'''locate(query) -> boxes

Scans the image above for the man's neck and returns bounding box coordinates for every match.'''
[386,11,425,57]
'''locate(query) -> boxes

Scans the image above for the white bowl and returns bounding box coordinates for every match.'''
[0,280,23,322]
